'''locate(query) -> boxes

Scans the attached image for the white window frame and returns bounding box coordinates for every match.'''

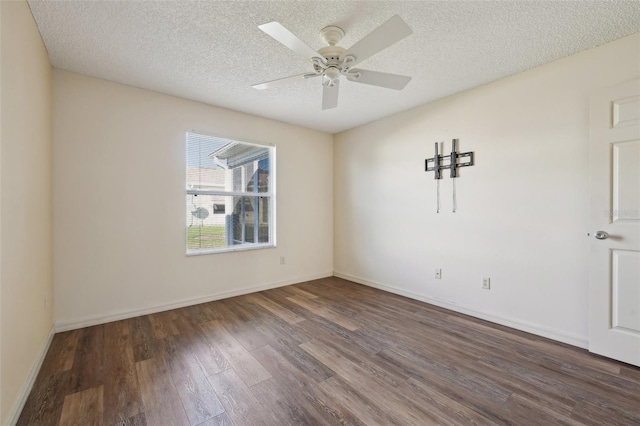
[186,131,276,256]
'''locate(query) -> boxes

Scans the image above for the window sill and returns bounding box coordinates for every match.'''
[186,243,276,256]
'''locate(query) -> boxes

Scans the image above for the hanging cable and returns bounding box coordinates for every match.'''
[452,177,457,213]
[435,142,441,213]
[450,139,458,213]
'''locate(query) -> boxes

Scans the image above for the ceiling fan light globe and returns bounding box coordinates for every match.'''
[322,76,336,87]
[325,67,341,82]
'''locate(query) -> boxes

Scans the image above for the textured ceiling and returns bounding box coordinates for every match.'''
[28,1,640,133]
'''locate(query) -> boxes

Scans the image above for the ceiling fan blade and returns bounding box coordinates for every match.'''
[347,69,411,90]
[322,80,340,110]
[252,73,317,90]
[259,22,319,60]
[341,15,412,67]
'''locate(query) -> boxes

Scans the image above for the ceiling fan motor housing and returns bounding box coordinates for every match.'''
[316,44,359,85]
[315,25,360,85]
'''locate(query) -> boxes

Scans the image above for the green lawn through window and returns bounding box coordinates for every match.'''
[187,226,225,250]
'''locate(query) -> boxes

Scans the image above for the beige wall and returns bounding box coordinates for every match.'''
[334,33,640,348]
[53,70,334,329]
[0,1,54,423]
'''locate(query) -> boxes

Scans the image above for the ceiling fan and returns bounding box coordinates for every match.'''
[252,15,413,110]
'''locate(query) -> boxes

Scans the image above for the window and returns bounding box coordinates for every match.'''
[186,131,275,255]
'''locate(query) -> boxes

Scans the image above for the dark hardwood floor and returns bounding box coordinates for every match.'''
[17,277,640,425]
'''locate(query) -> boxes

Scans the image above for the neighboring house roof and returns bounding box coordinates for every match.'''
[208,142,269,168]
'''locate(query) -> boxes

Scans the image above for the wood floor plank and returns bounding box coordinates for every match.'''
[249,378,328,426]
[294,314,385,355]
[162,332,225,425]
[374,348,514,424]
[308,333,407,388]
[620,365,640,383]
[559,360,640,402]
[245,305,314,347]
[251,345,366,426]
[148,310,179,339]
[302,291,363,320]
[413,334,577,417]
[174,314,230,376]
[323,280,423,314]
[300,339,437,425]
[314,376,403,426]
[244,292,305,324]
[199,320,271,386]
[207,368,279,425]
[231,294,315,348]
[136,357,190,426]
[287,286,320,299]
[431,313,627,392]
[254,324,335,383]
[16,371,71,426]
[59,331,80,371]
[195,412,234,426]
[252,344,328,388]
[365,314,526,388]
[116,412,147,426]
[59,385,104,426]
[130,315,159,362]
[503,392,582,426]
[68,325,104,393]
[39,329,79,374]
[570,398,640,425]
[269,285,321,300]
[364,313,578,417]
[377,316,591,419]
[294,382,365,426]
[215,299,271,350]
[370,318,575,415]
[102,320,144,425]
[184,303,217,324]
[479,352,640,412]
[397,377,495,426]
[286,295,361,331]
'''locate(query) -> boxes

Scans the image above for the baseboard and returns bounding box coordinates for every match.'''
[55,271,333,332]
[333,271,589,349]
[8,323,55,426]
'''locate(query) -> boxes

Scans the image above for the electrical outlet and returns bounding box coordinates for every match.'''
[481,277,491,290]
[280,256,286,265]
[435,268,442,279]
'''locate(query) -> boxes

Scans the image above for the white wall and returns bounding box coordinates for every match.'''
[334,33,640,348]
[53,70,333,329]
[0,1,54,423]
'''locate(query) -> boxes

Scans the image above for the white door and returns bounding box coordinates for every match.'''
[589,79,640,367]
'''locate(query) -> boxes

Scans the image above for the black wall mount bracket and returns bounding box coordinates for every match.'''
[425,139,474,179]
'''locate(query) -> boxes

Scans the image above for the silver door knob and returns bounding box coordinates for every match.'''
[595,231,609,240]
